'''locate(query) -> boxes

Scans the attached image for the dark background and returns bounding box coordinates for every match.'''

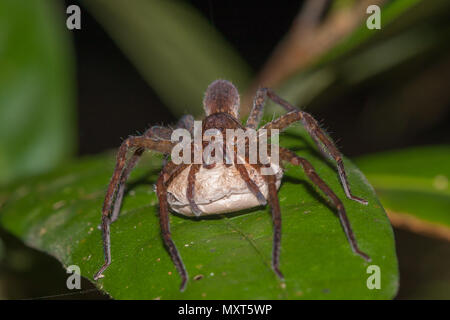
[74,1,303,155]
[72,1,449,158]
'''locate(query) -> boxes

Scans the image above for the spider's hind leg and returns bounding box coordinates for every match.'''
[280,147,371,262]
[264,171,284,280]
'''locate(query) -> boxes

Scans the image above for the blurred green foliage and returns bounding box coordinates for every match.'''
[276,0,450,109]
[356,146,450,230]
[0,0,76,186]
[83,0,252,117]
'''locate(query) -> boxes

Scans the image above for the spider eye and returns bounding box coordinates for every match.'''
[203,79,240,118]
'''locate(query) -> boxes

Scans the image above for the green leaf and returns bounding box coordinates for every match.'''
[82,0,252,117]
[0,0,76,186]
[0,128,398,299]
[355,146,450,235]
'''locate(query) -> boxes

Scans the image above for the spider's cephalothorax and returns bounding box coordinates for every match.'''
[94,79,370,291]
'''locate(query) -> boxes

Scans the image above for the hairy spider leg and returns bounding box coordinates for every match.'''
[109,127,171,224]
[264,170,284,279]
[162,115,195,167]
[187,164,203,216]
[176,114,195,133]
[93,135,174,281]
[110,116,195,224]
[279,147,371,261]
[157,161,190,291]
[235,164,267,206]
[248,88,368,205]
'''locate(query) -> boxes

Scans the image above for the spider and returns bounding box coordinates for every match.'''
[94,79,370,291]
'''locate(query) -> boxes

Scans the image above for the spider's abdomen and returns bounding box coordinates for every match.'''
[167,163,283,216]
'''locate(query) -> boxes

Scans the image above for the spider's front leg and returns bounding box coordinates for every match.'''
[248,88,368,205]
[110,115,195,223]
[280,147,371,262]
[93,135,174,281]
[107,126,172,224]
[157,162,188,291]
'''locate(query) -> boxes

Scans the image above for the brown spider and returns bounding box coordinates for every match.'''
[94,79,370,291]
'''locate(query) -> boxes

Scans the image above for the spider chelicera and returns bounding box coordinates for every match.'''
[94,79,370,291]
